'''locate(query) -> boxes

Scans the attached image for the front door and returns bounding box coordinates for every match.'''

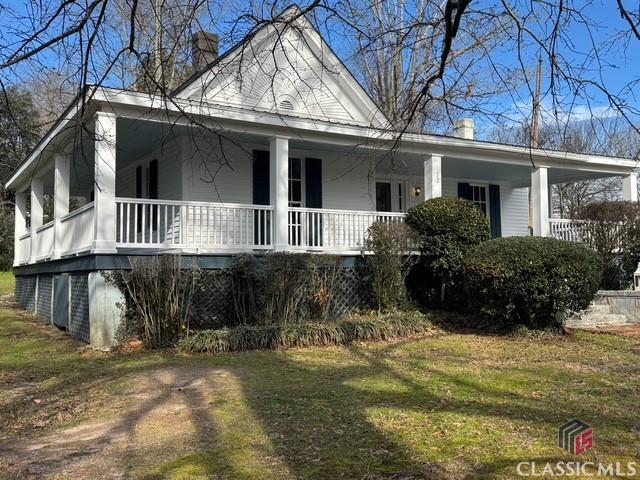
[376,181,405,212]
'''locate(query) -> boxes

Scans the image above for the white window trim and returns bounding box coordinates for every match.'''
[373,178,408,213]
[468,183,491,223]
[288,157,306,208]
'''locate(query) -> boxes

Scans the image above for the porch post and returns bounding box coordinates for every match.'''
[270,136,289,251]
[30,176,44,263]
[423,154,442,200]
[622,173,638,202]
[531,167,549,237]
[93,111,118,253]
[53,153,70,258]
[14,191,28,266]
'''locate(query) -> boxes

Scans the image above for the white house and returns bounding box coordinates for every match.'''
[5,6,638,347]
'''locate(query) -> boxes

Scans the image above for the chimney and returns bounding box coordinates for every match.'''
[192,31,219,71]
[453,118,474,140]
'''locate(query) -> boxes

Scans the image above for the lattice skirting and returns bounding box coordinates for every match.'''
[15,275,36,311]
[188,266,368,329]
[13,263,368,342]
[36,274,53,323]
[69,273,90,343]
[14,272,91,344]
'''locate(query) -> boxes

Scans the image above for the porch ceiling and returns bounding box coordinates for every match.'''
[375,154,624,187]
[116,118,191,165]
[113,118,625,188]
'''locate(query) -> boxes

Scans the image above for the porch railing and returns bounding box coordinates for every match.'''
[20,196,615,263]
[288,207,406,252]
[115,198,274,250]
[59,202,95,256]
[33,221,54,261]
[15,232,31,265]
[549,219,589,243]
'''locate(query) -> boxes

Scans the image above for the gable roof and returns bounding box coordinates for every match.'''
[173,5,390,128]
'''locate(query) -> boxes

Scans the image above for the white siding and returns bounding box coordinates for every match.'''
[181,138,254,204]
[500,186,530,237]
[321,154,374,211]
[116,140,182,200]
[181,139,376,210]
[395,176,530,237]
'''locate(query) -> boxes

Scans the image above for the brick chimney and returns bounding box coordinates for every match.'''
[453,119,474,140]
[192,31,219,72]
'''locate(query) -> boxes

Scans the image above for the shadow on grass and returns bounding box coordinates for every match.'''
[2,299,640,479]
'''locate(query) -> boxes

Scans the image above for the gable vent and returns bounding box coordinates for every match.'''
[279,100,294,111]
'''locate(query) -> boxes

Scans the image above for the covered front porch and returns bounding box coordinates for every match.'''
[11,108,639,266]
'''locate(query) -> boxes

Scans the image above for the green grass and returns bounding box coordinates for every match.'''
[1,299,639,479]
[0,271,14,295]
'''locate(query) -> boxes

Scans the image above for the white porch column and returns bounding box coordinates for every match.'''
[30,176,44,263]
[622,172,638,202]
[53,153,70,258]
[423,154,442,200]
[270,136,289,251]
[531,167,550,237]
[14,191,28,266]
[93,111,117,253]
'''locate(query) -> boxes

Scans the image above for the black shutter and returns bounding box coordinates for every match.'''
[305,158,323,246]
[305,158,322,208]
[458,182,472,200]
[489,184,502,238]
[252,150,270,205]
[253,150,270,245]
[136,166,143,198]
[149,159,158,199]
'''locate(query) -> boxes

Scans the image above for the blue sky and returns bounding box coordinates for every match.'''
[1,0,638,138]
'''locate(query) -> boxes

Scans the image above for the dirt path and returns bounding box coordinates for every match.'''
[0,366,232,480]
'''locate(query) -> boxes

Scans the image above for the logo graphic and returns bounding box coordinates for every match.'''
[559,419,593,455]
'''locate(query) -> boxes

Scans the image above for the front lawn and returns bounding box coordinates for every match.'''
[0,296,638,479]
[0,271,14,296]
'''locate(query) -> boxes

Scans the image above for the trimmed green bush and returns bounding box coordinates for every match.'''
[179,311,434,353]
[405,197,490,302]
[462,237,601,330]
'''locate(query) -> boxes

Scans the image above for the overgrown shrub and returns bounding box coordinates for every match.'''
[107,255,198,348]
[575,201,640,289]
[405,197,490,301]
[230,253,349,324]
[462,237,601,330]
[365,222,418,311]
[179,311,433,353]
[339,311,433,342]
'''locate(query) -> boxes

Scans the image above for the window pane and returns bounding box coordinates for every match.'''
[289,180,302,203]
[289,158,301,179]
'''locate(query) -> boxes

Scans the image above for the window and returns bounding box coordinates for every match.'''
[398,183,404,212]
[471,185,488,216]
[288,158,302,207]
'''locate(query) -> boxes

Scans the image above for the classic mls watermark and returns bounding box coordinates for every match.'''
[516,462,637,477]
[515,419,637,477]
[558,419,593,455]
